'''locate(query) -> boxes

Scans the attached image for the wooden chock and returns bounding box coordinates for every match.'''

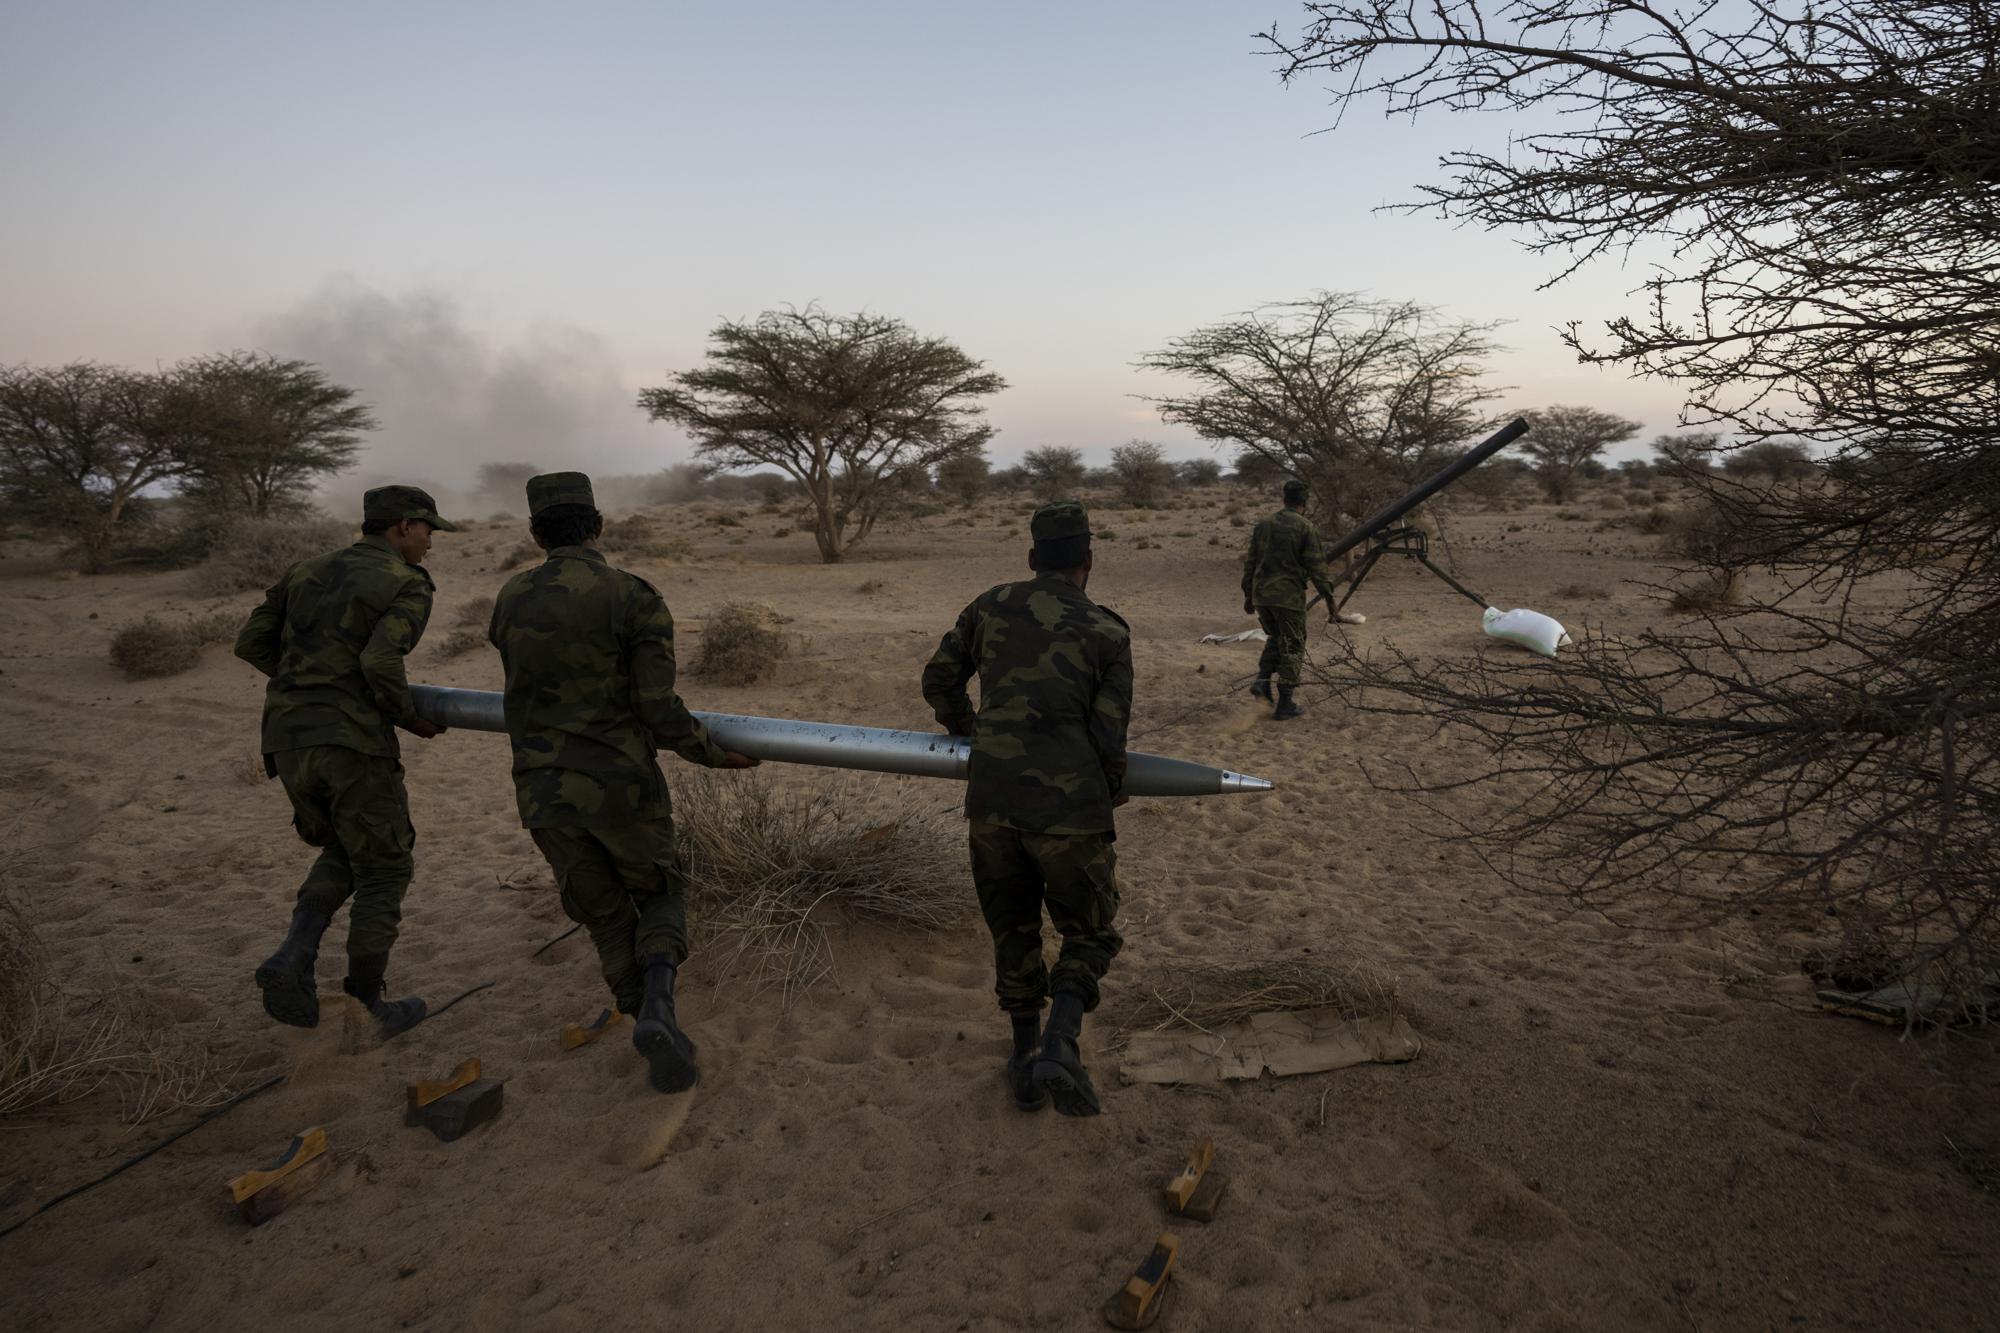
[413,1080,505,1142]
[228,1127,332,1225]
[561,1008,626,1051]
[405,1058,482,1124]
[1165,1138,1229,1224]
[1163,1138,1214,1213]
[1103,1231,1179,1330]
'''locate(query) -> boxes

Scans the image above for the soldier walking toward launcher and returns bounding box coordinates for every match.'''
[237,486,455,1036]
[923,500,1132,1117]
[1243,478,1345,720]
[488,473,756,1095]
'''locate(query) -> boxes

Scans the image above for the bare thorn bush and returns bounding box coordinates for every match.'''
[108,612,237,680]
[431,627,487,659]
[673,771,969,1005]
[193,513,352,596]
[692,602,792,684]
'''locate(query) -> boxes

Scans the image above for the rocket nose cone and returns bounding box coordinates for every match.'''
[1218,772,1275,794]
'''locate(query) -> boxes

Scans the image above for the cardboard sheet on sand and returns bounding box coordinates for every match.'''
[1119,1008,1422,1085]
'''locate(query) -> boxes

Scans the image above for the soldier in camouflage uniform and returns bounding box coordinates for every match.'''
[923,499,1132,1117]
[236,485,456,1036]
[488,472,756,1095]
[1242,478,1342,720]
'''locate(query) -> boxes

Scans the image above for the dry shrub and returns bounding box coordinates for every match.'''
[1553,582,1609,599]
[674,771,968,1003]
[431,627,486,659]
[193,513,352,595]
[1668,573,1743,614]
[455,595,494,628]
[1109,958,1398,1048]
[108,612,237,680]
[1,885,237,1123]
[604,514,693,562]
[499,543,541,571]
[692,602,791,683]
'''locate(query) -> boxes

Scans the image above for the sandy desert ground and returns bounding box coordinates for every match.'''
[2,484,1997,1332]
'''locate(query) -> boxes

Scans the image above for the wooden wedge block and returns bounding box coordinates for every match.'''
[1103,1231,1179,1330]
[1180,1171,1229,1224]
[229,1127,332,1225]
[561,1008,626,1051]
[1163,1138,1215,1213]
[405,1058,482,1125]
[413,1079,505,1142]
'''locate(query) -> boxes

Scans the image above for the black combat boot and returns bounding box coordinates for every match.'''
[254,909,330,1028]
[1007,1009,1048,1112]
[632,953,699,1093]
[1273,686,1305,720]
[1249,675,1273,702]
[1031,988,1101,1117]
[342,964,427,1039]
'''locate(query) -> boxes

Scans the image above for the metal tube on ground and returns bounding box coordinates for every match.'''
[410,685,1274,797]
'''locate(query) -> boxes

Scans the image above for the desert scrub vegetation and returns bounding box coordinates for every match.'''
[2,882,238,1122]
[430,628,487,659]
[498,542,541,571]
[108,611,238,680]
[1109,957,1398,1049]
[673,771,968,1003]
[192,512,352,595]
[455,595,495,627]
[691,601,793,684]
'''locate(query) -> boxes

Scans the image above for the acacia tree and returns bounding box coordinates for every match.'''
[638,307,1005,562]
[173,352,372,515]
[1109,440,1176,507]
[1138,293,1503,525]
[0,363,190,569]
[1518,405,1641,500]
[1022,445,1086,501]
[1264,1,2000,990]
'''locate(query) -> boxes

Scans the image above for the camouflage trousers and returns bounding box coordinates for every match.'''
[530,817,689,1015]
[1256,606,1309,687]
[967,818,1123,1014]
[274,745,416,972]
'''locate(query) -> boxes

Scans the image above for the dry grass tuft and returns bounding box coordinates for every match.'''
[108,612,237,680]
[455,595,495,628]
[499,542,541,571]
[193,513,352,595]
[691,601,792,684]
[1108,958,1398,1049]
[674,771,968,1005]
[1,883,239,1123]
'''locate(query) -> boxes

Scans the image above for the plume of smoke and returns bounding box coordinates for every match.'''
[255,277,681,515]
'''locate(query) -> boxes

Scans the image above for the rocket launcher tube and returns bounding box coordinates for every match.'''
[410,685,1274,797]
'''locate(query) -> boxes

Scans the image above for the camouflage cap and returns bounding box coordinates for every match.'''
[363,485,458,531]
[526,471,596,516]
[1029,500,1091,542]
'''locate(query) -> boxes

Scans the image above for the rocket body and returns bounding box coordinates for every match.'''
[410,685,1273,797]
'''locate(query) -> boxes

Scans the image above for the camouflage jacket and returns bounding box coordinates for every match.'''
[488,545,727,829]
[922,574,1133,836]
[1243,508,1339,611]
[234,534,434,761]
